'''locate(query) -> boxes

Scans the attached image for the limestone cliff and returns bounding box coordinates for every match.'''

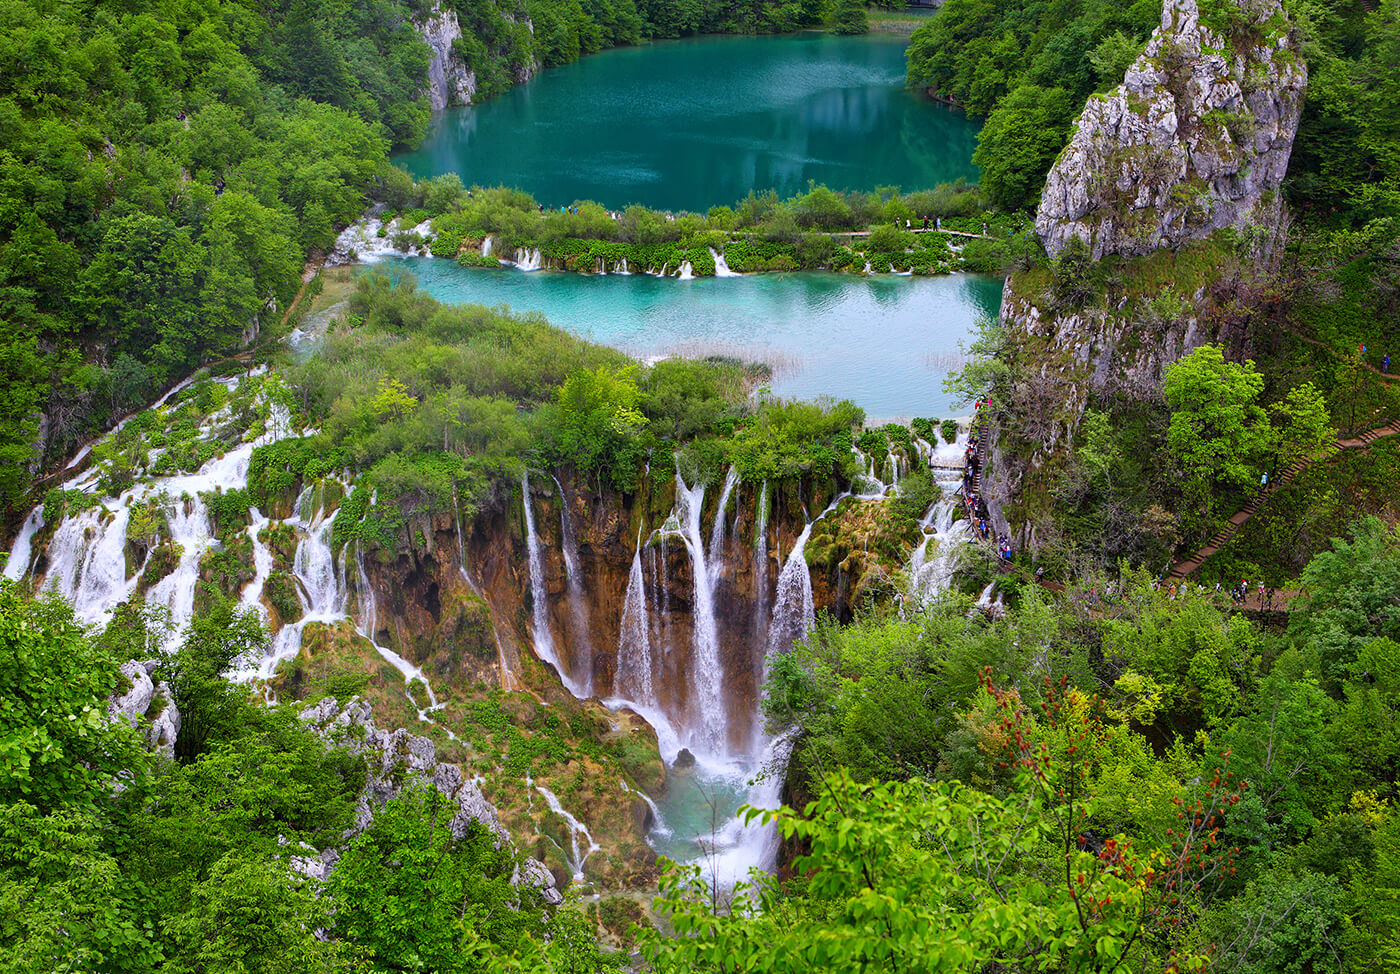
[983,0,1303,551]
[416,1,478,109]
[293,696,562,904]
[1037,0,1305,260]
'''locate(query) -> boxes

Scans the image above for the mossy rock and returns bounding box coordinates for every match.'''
[263,569,303,624]
[137,542,184,592]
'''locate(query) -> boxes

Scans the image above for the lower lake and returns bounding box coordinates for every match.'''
[376,257,1002,421]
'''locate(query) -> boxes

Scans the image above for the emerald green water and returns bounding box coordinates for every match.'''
[394,33,980,212]
[384,258,1002,420]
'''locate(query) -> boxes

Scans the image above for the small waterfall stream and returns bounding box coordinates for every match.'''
[615,528,654,705]
[710,247,740,277]
[550,473,593,696]
[521,471,587,699]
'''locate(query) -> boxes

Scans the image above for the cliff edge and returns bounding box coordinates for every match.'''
[1037,0,1305,260]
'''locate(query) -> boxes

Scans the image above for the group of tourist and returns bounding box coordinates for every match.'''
[960,399,1010,565]
[1153,578,1283,610]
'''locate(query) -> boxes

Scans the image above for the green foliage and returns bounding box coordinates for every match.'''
[159,601,268,762]
[1289,517,1400,690]
[833,0,869,35]
[0,585,143,810]
[643,769,1168,973]
[906,0,1160,115]
[972,84,1078,211]
[726,399,863,481]
[1163,345,1274,538]
[0,0,417,506]
[327,781,545,969]
[539,365,649,489]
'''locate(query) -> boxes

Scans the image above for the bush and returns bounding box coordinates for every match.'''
[941,419,960,444]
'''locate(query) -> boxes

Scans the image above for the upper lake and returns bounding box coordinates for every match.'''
[393,33,981,212]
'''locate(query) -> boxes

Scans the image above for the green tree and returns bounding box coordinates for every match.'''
[327,781,545,971]
[1270,381,1335,466]
[972,84,1077,210]
[1162,344,1274,534]
[160,601,267,761]
[833,0,868,35]
[0,584,144,809]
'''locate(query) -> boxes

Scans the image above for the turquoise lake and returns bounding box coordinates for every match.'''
[383,258,1002,421]
[393,33,980,213]
[381,32,999,420]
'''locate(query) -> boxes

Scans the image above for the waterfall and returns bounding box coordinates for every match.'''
[907,488,968,610]
[594,256,607,275]
[451,483,481,596]
[693,733,796,888]
[522,472,586,698]
[615,528,653,704]
[710,247,739,277]
[3,508,43,582]
[863,260,873,275]
[753,480,770,640]
[537,784,601,882]
[354,547,450,728]
[480,235,493,258]
[514,247,543,271]
[668,466,725,757]
[43,503,135,623]
[550,473,593,696]
[619,777,670,838]
[238,510,274,617]
[144,494,215,650]
[707,466,740,581]
[767,522,815,658]
[677,261,695,280]
[617,257,631,275]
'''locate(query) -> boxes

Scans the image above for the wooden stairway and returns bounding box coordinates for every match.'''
[1167,418,1400,579]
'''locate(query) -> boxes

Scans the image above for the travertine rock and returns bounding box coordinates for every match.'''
[297,696,560,903]
[1037,0,1305,259]
[416,1,478,110]
[107,660,181,760]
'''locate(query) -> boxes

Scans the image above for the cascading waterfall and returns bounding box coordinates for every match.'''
[522,472,587,698]
[617,257,631,275]
[667,466,725,757]
[677,260,695,280]
[451,483,482,596]
[514,247,543,271]
[709,247,740,277]
[43,503,135,622]
[537,784,601,882]
[3,508,43,582]
[907,486,968,610]
[767,521,816,658]
[615,528,654,705]
[480,235,493,258]
[707,466,740,582]
[752,480,771,642]
[550,474,593,695]
[144,494,216,651]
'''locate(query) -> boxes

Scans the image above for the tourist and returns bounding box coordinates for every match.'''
[1386,352,1391,373]
[1260,470,1269,490]
[922,216,930,230]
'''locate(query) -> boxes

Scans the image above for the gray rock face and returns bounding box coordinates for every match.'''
[107,660,181,760]
[297,697,560,903]
[1037,0,1306,260]
[416,1,478,110]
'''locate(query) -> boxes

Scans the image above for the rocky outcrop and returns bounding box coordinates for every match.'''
[108,660,180,760]
[297,696,562,904]
[416,1,478,109]
[1037,0,1305,260]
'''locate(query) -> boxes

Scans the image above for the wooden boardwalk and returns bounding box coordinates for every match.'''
[1167,417,1400,578]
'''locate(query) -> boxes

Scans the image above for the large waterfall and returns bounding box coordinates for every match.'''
[666,468,725,758]
[522,471,587,699]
